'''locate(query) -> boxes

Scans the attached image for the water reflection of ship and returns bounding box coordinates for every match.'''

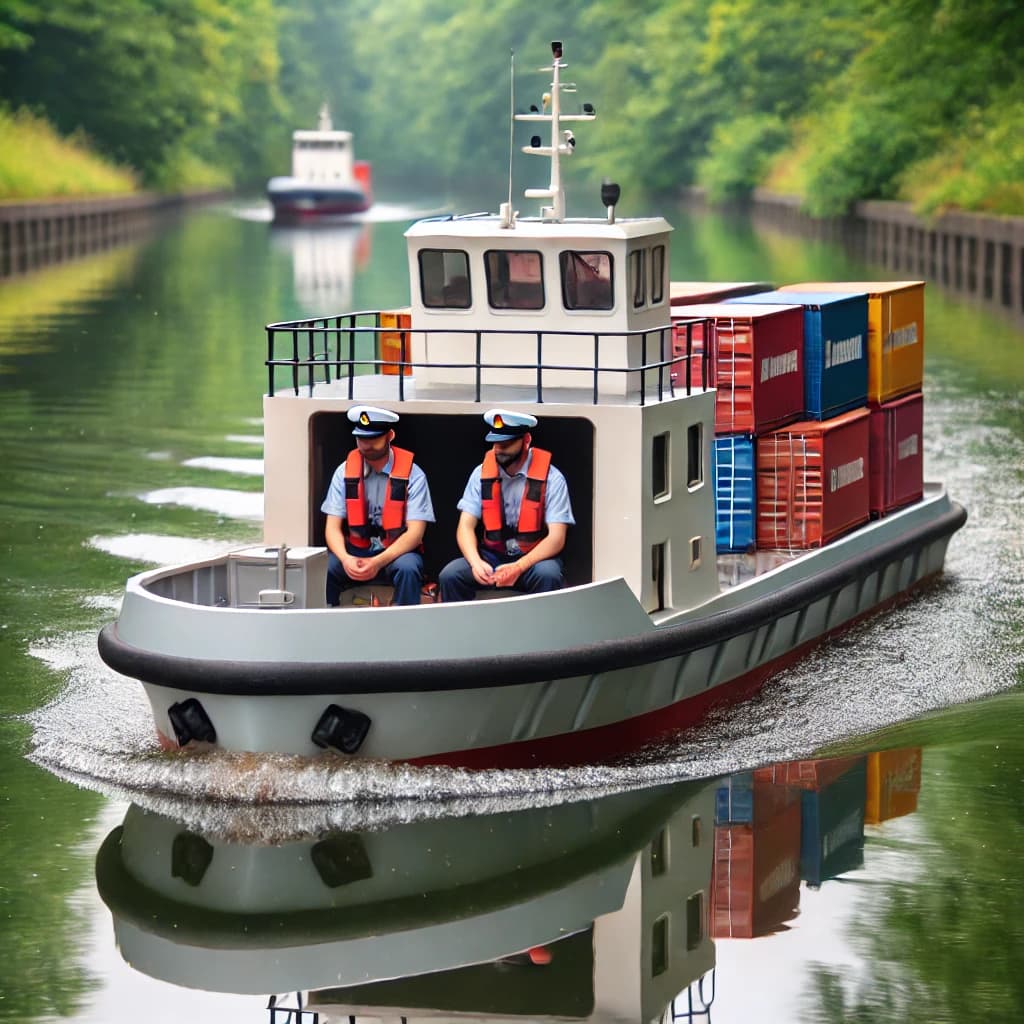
[269,221,372,313]
[96,781,718,1022]
[711,748,923,938]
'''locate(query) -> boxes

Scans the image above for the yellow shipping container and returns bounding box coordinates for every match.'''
[864,747,922,824]
[780,281,924,405]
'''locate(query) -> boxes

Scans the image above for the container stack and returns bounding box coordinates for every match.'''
[670,300,804,551]
[795,758,868,887]
[711,772,801,938]
[672,278,927,554]
[781,282,926,519]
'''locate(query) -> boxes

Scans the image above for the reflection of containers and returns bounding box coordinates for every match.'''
[754,755,865,791]
[711,800,801,938]
[756,408,871,549]
[865,748,922,824]
[799,758,867,886]
[727,291,869,420]
[780,281,924,405]
[869,391,924,515]
[671,303,804,435]
[713,435,756,552]
[716,771,800,825]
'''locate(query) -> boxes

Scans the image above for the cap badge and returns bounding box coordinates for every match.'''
[359,412,371,427]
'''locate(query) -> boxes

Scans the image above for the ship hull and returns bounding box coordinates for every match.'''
[97,488,965,768]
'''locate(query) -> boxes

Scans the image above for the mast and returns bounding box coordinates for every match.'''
[514,40,596,222]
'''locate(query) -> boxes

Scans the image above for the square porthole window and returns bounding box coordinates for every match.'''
[652,432,670,501]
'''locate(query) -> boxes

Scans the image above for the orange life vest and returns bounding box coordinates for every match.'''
[480,447,552,554]
[343,445,415,550]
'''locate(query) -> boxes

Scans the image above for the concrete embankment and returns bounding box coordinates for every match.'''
[681,187,1024,323]
[0,190,229,278]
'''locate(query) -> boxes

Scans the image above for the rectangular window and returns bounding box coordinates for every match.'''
[419,249,471,309]
[560,250,613,310]
[630,249,646,307]
[687,422,703,488]
[651,245,665,304]
[686,893,704,951]
[691,815,702,847]
[651,828,668,876]
[652,915,669,977]
[652,432,669,500]
[689,536,702,570]
[652,541,666,611]
[485,250,545,309]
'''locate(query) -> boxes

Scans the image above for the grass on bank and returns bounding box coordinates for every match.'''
[0,108,139,200]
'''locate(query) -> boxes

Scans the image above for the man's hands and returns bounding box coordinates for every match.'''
[340,550,382,582]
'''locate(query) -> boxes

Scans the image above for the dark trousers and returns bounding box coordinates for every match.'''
[438,548,564,603]
[327,545,425,606]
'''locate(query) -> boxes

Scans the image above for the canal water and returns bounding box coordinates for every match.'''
[0,194,1022,1023]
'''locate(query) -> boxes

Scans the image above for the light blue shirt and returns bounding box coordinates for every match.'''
[457,448,574,556]
[322,448,434,553]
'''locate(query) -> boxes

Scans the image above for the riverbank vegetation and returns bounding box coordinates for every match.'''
[1,0,1021,216]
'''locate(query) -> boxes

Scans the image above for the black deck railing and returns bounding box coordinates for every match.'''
[265,311,711,405]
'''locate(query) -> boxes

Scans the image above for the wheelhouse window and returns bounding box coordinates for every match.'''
[419,249,471,309]
[560,250,613,310]
[630,249,646,307]
[485,250,545,310]
[651,245,665,304]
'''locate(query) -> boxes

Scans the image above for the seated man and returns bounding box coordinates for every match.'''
[322,405,434,606]
[439,409,574,602]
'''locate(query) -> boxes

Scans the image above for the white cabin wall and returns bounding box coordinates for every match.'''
[642,394,720,614]
[291,132,356,183]
[263,395,318,547]
[639,783,717,1023]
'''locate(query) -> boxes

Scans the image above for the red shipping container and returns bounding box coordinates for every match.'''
[670,313,717,389]
[869,391,924,515]
[865,748,922,824]
[757,407,871,549]
[670,281,773,306]
[671,303,805,435]
[754,755,866,792]
[711,800,801,939]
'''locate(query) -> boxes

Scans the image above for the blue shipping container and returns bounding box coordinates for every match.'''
[713,434,756,553]
[799,758,868,886]
[726,291,869,419]
[716,772,754,824]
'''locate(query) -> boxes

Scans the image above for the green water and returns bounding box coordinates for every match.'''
[0,198,1023,1022]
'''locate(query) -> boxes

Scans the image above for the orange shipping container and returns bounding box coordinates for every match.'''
[780,281,924,405]
[379,309,411,375]
[865,748,922,824]
[757,408,871,549]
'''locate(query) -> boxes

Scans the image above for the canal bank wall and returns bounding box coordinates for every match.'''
[0,190,230,278]
[680,187,1024,324]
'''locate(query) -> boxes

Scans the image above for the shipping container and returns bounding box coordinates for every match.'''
[670,313,717,388]
[670,303,805,435]
[713,435,756,553]
[757,408,871,549]
[754,755,866,791]
[800,759,867,886]
[726,290,869,419]
[865,748,922,824]
[780,281,924,405]
[717,770,801,825]
[869,391,924,515]
[670,281,773,305]
[711,800,802,938]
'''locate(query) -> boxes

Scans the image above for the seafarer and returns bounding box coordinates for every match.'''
[439,409,574,602]
[321,406,434,606]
